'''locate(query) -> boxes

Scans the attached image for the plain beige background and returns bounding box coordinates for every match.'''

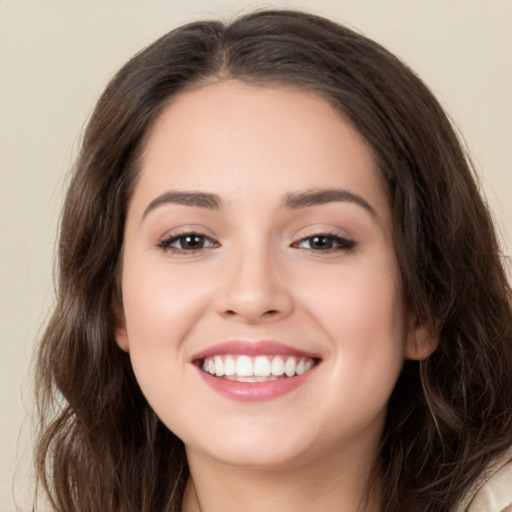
[1,1,511,510]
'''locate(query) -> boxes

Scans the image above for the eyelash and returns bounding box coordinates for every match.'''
[157,232,219,254]
[292,232,356,253]
[157,231,356,255]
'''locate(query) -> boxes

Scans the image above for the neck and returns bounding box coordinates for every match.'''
[182,445,382,512]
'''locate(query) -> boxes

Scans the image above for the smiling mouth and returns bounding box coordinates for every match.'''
[197,355,319,382]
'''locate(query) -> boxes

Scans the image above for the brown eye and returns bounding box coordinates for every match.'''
[308,235,335,250]
[179,234,207,249]
[294,234,356,253]
[158,233,219,253]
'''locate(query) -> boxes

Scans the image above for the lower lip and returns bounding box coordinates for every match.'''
[196,367,316,402]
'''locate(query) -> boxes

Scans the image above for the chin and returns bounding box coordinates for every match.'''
[188,440,312,471]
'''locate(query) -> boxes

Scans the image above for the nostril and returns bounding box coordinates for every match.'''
[223,309,279,316]
[221,308,282,321]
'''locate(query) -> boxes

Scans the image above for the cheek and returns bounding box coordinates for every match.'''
[121,251,212,341]
[298,257,407,395]
[301,259,406,340]
[119,256,210,424]
[119,253,212,397]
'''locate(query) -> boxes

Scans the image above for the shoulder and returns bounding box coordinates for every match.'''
[466,450,512,512]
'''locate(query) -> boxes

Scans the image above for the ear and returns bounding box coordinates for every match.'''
[112,299,129,352]
[405,314,438,361]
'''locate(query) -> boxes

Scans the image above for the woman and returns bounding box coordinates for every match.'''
[34,10,512,512]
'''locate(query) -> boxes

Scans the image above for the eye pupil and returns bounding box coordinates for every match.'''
[310,236,334,249]
[182,235,203,249]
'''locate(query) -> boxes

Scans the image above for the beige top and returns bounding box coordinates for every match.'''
[467,460,512,512]
[455,448,512,512]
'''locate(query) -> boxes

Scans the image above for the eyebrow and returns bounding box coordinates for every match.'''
[283,188,377,218]
[142,188,377,219]
[143,191,222,219]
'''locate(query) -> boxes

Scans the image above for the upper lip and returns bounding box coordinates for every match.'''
[191,340,321,362]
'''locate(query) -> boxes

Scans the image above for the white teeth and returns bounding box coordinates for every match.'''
[224,356,236,376]
[271,356,285,376]
[236,355,253,377]
[254,356,271,377]
[225,375,279,382]
[214,355,224,376]
[201,355,316,380]
[284,357,296,377]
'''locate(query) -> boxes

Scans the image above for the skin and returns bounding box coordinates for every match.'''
[116,80,436,512]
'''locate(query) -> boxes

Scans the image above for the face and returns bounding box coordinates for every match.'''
[116,80,434,471]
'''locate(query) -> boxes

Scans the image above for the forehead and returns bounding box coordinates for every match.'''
[132,80,389,221]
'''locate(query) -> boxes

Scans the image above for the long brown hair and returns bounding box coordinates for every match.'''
[34,10,512,512]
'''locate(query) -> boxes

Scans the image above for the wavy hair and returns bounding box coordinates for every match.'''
[34,10,512,512]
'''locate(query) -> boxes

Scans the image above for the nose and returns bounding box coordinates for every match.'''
[216,245,294,324]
